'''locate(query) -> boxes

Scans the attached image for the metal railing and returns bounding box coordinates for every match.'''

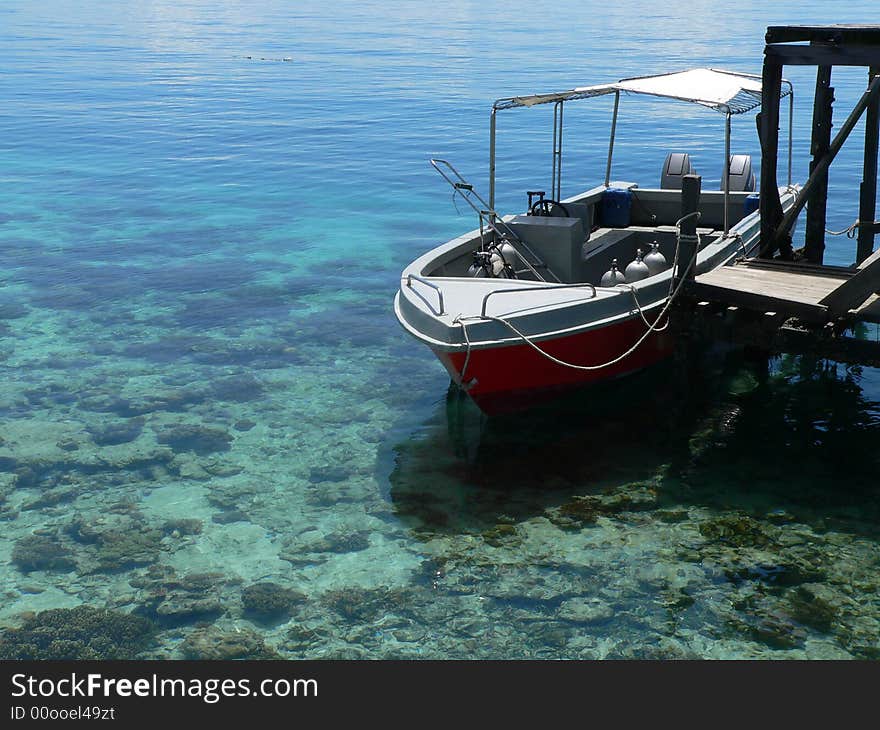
[405,274,445,315]
[480,282,597,317]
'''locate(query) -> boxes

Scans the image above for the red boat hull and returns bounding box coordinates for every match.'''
[434,314,674,415]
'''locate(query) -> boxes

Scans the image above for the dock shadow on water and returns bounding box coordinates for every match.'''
[386,348,880,658]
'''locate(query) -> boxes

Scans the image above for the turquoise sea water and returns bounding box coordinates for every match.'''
[1,0,879,659]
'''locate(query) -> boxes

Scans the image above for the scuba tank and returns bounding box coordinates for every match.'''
[600,258,627,287]
[496,240,520,273]
[625,248,651,282]
[468,248,514,278]
[467,250,491,277]
[643,240,668,275]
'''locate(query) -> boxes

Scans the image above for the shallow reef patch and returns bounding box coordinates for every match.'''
[0,606,155,660]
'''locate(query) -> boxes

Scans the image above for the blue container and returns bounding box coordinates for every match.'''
[602,187,632,227]
[744,193,760,217]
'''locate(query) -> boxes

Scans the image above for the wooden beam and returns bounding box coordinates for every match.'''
[804,66,834,264]
[771,74,880,255]
[818,245,880,314]
[765,43,880,67]
[766,26,880,45]
[758,57,785,258]
[688,281,830,322]
[858,66,880,263]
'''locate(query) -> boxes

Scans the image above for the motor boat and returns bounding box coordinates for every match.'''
[394,68,799,414]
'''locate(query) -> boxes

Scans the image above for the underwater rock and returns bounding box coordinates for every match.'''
[283,623,333,653]
[201,460,244,478]
[787,584,840,632]
[88,417,145,446]
[242,582,306,623]
[765,509,796,525]
[481,524,520,547]
[180,626,279,660]
[322,587,412,623]
[727,370,759,396]
[161,519,203,537]
[12,534,76,573]
[549,482,659,530]
[298,530,371,556]
[656,509,689,523]
[749,610,807,650]
[93,527,164,572]
[155,595,223,624]
[208,374,264,403]
[135,570,227,627]
[727,561,825,588]
[0,606,155,660]
[699,514,773,548]
[13,466,39,488]
[550,498,598,529]
[308,465,351,484]
[157,424,233,455]
[206,482,257,510]
[174,458,211,481]
[212,509,248,524]
[78,388,204,418]
[838,616,880,659]
[21,487,78,511]
[66,515,165,572]
[557,597,614,624]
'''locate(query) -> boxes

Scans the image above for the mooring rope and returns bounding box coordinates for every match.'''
[453,219,700,380]
[826,219,860,238]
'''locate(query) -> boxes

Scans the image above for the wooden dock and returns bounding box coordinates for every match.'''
[676,25,880,367]
[690,251,880,324]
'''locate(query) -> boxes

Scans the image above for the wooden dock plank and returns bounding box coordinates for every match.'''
[853,293,880,323]
[697,265,845,304]
[818,245,880,313]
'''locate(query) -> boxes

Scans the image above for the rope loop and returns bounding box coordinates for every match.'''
[453,230,700,378]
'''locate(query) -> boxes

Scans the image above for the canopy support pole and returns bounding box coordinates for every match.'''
[724,110,731,235]
[551,100,564,200]
[604,90,620,187]
[787,83,794,186]
[489,108,497,211]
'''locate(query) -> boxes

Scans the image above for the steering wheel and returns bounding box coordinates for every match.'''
[528,199,570,217]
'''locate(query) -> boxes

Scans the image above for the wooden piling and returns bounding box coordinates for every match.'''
[858,66,880,263]
[804,65,834,264]
[759,57,786,259]
[677,174,701,284]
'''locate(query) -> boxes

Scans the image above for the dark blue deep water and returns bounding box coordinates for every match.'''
[0,1,879,659]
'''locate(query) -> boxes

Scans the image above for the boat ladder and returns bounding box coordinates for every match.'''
[429,159,560,283]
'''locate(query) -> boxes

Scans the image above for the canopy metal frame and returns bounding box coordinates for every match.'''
[488,68,794,236]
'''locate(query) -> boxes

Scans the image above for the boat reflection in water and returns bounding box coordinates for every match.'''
[387,351,880,540]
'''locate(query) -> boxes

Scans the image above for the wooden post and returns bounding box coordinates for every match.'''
[804,65,834,263]
[858,66,880,263]
[677,174,701,285]
[759,57,786,258]
[771,73,880,255]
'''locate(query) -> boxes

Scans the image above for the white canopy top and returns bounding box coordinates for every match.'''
[494,68,791,114]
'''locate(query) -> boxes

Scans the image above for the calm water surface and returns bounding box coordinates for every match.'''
[0,1,879,659]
